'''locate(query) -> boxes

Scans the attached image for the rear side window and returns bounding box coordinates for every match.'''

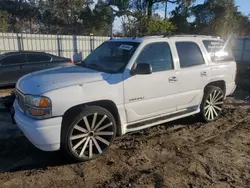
[203,40,235,62]
[0,54,26,65]
[176,42,205,68]
[136,42,174,72]
[27,54,51,63]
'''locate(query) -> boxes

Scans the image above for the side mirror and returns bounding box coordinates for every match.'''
[131,63,152,75]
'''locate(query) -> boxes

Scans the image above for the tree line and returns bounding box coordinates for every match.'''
[0,0,249,37]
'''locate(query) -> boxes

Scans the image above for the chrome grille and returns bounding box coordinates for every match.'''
[15,90,25,112]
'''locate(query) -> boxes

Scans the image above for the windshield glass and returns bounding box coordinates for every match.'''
[80,41,140,73]
[203,40,235,62]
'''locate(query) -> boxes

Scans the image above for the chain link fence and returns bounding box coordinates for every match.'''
[0,33,111,60]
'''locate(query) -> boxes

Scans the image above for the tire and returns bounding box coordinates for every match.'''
[200,86,225,122]
[61,106,117,162]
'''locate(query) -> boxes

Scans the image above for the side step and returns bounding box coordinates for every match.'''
[125,108,200,133]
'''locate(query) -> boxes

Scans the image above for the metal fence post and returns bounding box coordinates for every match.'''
[17,33,23,51]
[90,36,94,52]
[73,34,78,54]
[57,35,61,57]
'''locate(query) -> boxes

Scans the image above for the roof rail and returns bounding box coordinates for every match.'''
[165,34,220,38]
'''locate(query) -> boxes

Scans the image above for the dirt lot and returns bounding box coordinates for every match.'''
[0,66,250,188]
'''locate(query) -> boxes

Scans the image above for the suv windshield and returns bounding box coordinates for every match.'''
[79,41,140,73]
[203,40,235,62]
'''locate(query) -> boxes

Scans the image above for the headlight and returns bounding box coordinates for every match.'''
[25,95,52,119]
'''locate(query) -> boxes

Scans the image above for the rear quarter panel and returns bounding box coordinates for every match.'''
[209,61,237,96]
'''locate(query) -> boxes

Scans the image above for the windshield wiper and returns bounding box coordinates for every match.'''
[77,62,107,71]
[77,62,117,73]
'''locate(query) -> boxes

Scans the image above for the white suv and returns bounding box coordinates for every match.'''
[13,35,237,161]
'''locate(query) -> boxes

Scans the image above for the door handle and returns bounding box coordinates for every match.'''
[201,71,207,77]
[169,76,178,83]
[20,65,24,69]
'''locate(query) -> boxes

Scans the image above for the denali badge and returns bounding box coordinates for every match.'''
[129,97,144,102]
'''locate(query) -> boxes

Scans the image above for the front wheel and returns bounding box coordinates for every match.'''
[200,86,225,122]
[61,106,117,162]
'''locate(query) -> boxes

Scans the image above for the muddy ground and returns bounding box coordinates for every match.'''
[0,65,250,188]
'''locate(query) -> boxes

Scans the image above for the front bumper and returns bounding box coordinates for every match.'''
[14,101,62,151]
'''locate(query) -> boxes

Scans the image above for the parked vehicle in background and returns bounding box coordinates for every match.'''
[0,51,72,86]
[13,35,236,162]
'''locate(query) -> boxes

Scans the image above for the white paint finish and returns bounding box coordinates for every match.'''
[125,108,200,133]
[16,65,111,95]
[175,65,211,110]
[123,39,180,123]
[13,35,237,152]
[226,82,237,96]
[124,70,179,122]
[44,73,124,117]
[14,101,62,151]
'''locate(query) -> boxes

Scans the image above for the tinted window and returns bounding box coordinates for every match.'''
[0,54,26,65]
[136,42,173,72]
[176,42,205,67]
[27,54,51,63]
[203,40,234,62]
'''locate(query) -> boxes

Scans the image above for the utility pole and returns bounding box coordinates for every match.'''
[164,0,168,20]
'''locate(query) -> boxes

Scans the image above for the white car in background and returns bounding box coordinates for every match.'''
[13,35,236,161]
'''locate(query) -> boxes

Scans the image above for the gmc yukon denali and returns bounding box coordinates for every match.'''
[13,35,237,161]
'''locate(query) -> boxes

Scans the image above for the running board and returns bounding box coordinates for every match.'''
[125,108,200,133]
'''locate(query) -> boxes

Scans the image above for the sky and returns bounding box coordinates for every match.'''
[113,0,250,31]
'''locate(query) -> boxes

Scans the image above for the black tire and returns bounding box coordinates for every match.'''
[200,86,225,122]
[61,106,117,162]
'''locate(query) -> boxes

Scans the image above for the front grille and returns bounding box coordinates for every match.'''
[15,90,25,112]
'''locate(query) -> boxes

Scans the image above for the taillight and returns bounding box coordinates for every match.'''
[69,60,73,64]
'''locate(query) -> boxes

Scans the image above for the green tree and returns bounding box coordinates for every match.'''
[169,4,191,34]
[105,0,131,37]
[121,14,175,36]
[79,0,112,35]
[0,10,8,32]
[145,0,194,18]
[191,0,250,37]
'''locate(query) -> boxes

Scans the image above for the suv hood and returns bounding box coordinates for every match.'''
[16,65,111,95]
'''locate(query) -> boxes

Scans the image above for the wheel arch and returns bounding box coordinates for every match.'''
[61,100,122,136]
[204,80,226,95]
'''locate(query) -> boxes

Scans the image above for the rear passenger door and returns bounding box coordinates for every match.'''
[173,40,211,110]
[25,53,52,74]
[0,54,26,85]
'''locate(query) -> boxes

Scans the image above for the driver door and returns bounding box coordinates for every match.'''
[123,42,179,123]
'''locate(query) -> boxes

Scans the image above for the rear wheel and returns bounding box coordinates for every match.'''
[61,106,116,162]
[200,86,224,122]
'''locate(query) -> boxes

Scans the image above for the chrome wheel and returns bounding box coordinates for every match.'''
[204,89,224,121]
[69,112,115,160]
